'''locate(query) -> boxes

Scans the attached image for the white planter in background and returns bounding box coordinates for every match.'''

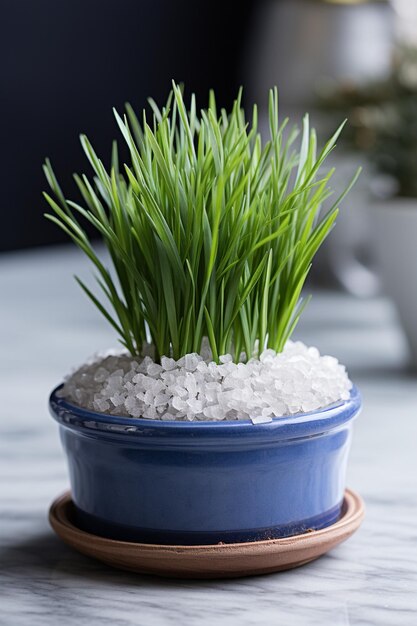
[373,198,417,368]
[245,0,393,294]
[247,0,393,114]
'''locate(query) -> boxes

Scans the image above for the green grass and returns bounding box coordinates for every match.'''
[43,82,360,362]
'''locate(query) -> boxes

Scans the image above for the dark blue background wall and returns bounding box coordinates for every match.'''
[0,0,255,251]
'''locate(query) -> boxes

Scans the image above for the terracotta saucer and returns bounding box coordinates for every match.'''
[49,488,364,579]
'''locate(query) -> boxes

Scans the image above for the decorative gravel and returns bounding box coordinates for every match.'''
[59,341,352,423]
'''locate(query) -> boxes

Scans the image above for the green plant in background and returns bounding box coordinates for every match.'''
[44,82,359,362]
[318,45,417,198]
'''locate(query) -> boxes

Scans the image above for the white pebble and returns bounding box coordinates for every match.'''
[160,356,176,371]
[251,415,273,424]
[147,363,163,377]
[60,341,352,422]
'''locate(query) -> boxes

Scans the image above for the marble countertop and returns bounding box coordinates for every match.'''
[1,245,416,625]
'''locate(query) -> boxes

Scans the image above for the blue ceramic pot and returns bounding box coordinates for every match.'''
[49,385,361,545]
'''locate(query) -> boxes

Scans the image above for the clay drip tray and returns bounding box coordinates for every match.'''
[49,488,364,579]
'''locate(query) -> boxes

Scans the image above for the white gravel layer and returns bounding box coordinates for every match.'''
[59,341,352,423]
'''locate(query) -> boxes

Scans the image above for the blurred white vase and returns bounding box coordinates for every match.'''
[323,154,380,297]
[247,0,394,114]
[246,0,394,294]
[373,199,417,368]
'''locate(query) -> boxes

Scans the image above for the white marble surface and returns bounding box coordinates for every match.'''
[1,245,416,626]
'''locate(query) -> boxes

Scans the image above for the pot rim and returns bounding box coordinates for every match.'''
[49,384,361,444]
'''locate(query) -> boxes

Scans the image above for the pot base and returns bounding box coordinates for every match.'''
[49,488,364,579]
[74,501,343,545]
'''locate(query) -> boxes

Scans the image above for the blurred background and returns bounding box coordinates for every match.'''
[0,0,395,251]
[0,0,256,251]
[1,0,417,368]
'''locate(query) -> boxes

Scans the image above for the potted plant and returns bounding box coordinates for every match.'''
[368,53,417,369]
[44,83,362,563]
[318,45,417,367]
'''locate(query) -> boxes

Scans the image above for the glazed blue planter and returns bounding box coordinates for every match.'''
[49,385,361,545]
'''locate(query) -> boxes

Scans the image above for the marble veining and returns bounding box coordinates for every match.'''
[1,246,416,625]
